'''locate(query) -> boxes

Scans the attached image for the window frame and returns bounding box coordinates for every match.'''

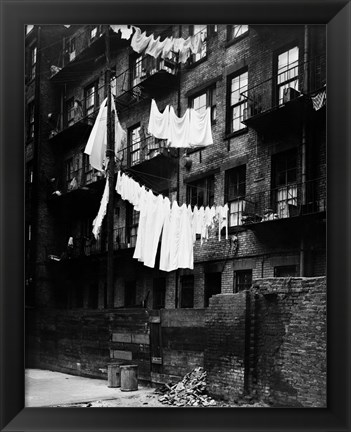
[234,269,252,292]
[84,81,99,118]
[30,45,37,80]
[272,149,298,218]
[225,165,246,227]
[189,85,217,124]
[65,97,75,127]
[275,44,300,106]
[128,124,142,166]
[186,175,215,208]
[188,25,208,64]
[227,69,249,135]
[227,25,249,42]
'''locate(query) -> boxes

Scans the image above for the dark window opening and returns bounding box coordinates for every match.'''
[87,283,99,309]
[180,275,194,308]
[125,281,137,307]
[205,272,221,307]
[153,277,166,309]
[274,265,297,277]
[187,175,214,208]
[235,270,252,292]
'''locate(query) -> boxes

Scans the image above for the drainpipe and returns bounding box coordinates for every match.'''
[300,25,309,277]
[174,24,182,308]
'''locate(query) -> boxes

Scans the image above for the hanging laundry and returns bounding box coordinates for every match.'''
[178,37,192,63]
[84,94,126,171]
[161,37,174,60]
[173,38,185,53]
[189,107,213,147]
[84,98,107,172]
[167,106,190,148]
[160,200,182,272]
[131,27,152,53]
[178,204,194,269]
[145,35,168,58]
[148,99,170,139]
[133,189,154,263]
[190,32,203,55]
[110,25,134,40]
[143,194,169,268]
[92,178,109,239]
[159,198,173,271]
[217,204,229,241]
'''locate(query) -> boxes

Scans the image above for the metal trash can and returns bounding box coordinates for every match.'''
[120,364,138,391]
[107,363,121,388]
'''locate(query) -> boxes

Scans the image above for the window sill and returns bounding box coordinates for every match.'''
[224,128,248,140]
[225,33,249,49]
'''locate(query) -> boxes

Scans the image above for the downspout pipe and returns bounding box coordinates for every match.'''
[300,25,309,277]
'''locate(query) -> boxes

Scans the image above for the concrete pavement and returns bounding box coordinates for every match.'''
[25,369,164,407]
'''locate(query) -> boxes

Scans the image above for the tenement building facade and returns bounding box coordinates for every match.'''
[25,24,326,405]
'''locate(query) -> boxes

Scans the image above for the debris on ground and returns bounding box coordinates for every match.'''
[157,367,217,407]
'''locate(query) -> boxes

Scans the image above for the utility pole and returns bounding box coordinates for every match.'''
[105,25,115,308]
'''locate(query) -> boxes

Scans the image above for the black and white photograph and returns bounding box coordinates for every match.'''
[24,23,327,409]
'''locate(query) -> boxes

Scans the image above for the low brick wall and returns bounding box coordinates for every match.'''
[204,292,247,402]
[251,277,327,407]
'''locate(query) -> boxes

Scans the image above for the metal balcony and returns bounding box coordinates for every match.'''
[233,177,326,229]
[118,135,178,191]
[50,25,130,83]
[114,54,179,111]
[242,55,326,132]
[47,227,136,264]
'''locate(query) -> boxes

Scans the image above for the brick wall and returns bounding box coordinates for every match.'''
[204,292,247,402]
[251,277,326,407]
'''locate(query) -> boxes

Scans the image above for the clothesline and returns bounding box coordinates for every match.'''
[110,25,207,63]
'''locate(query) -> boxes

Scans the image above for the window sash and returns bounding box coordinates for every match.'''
[229,71,248,132]
[85,84,97,115]
[235,270,252,292]
[191,87,216,122]
[190,25,207,62]
[277,46,299,105]
[187,176,214,208]
[230,25,249,40]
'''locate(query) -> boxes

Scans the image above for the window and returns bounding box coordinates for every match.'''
[66,37,76,61]
[131,55,143,87]
[204,272,221,307]
[228,70,248,133]
[83,154,93,184]
[227,25,249,41]
[66,98,75,127]
[128,124,142,165]
[126,203,139,248]
[84,82,98,117]
[274,265,297,277]
[27,101,35,140]
[153,278,166,309]
[235,270,252,292]
[272,149,298,218]
[180,275,194,308]
[65,157,75,184]
[277,46,299,105]
[226,165,246,226]
[190,86,216,123]
[125,281,137,307]
[90,25,102,40]
[187,175,214,208]
[189,25,207,63]
[30,45,37,80]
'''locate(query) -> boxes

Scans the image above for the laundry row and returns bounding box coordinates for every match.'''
[148,99,213,148]
[84,93,126,172]
[115,171,229,271]
[110,25,205,63]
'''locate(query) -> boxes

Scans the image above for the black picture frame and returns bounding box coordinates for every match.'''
[1,1,350,431]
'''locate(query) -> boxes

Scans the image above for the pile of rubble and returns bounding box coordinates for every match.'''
[157,367,217,407]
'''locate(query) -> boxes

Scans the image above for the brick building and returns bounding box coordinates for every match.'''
[25,24,326,405]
